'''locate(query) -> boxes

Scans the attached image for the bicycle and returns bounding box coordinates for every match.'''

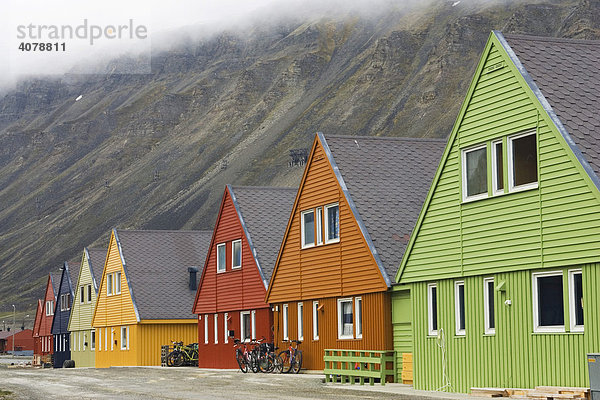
[167,341,198,367]
[233,338,256,373]
[252,338,280,373]
[277,339,302,373]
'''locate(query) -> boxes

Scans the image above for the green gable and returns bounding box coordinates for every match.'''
[396,31,600,284]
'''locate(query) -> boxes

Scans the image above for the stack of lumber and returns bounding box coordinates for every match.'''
[471,386,589,400]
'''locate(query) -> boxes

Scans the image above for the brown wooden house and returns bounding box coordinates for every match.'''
[266,133,445,370]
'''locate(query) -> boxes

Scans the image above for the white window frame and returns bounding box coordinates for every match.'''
[428,283,438,336]
[301,209,315,249]
[454,281,465,336]
[324,203,340,244]
[232,240,242,269]
[115,272,122,295]
[312,301,319,340]
[297,303,304,341]
[337,298,354,340]
[91,330,96,351]
[216,243,226,273]
[568,269,584,333]
[240,311,251,342]
[105,327,108,351]
[80,286,85,303]
[204,314,209,344]
[251,310,256,340]
[507,131,538,193]
[214,314,218,344]
[491,139,504,196]
[87,284,92,303]
[532,270,565,333]
[282,304,289,340]
[107,273,113,296]
[355,297,363,339]
[120,326,129,350]
[461,144,488,202]
[483,277,495,335]
[110,328,114,351]
[224,313,229,344]
[46,300,54,316]
[315,207,323,246]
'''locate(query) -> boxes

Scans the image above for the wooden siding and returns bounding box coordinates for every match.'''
[194,188,268,315]
[51,267,73,336]
[268,137,386,304]
[392,289,412,382]
[272,292,392,370]
[39,275,55,340]
[70,329,95,367]
[69,250,100,333]
[412,265,600,392]
[92,231,138,328]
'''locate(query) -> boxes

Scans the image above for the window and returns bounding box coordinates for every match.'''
[355,297,362,339]
[80,286,85,303]
[324,204,340,243]
[214,314,218,344]
[455,281,465,336]
[82,332,86,350]
[241,311,251,342]
[484,277,495,334]
[204,314,209,344]
[91,330,96,350]
[251,310,256,340]
[87,284,92,303]
[312,301,319,340]
[569,270,584,332]
[282,304,289,340]
[110,328,114,351]
[297,303,304,341]
[105,327,108,351]
[107,273,113,296]
[337,298,353,339]
[301,210,315,248]
[462,145,488,201]
[224,313,229,344]
[60,293,71,311]
[508,131,537,191]
[216,243,226,273]
[492,140,504,195]
[316,207,323,245]
[532,271,564,333]
[428,283,438,336]
[232,240,242,269]
[121,326,129,350]
[46,300,54,316]
[115,272,121,294]
[98,328,101,351]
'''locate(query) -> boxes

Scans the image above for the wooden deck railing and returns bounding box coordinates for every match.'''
[323,349,396,386]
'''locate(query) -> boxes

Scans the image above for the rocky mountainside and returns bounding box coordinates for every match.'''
[0,0,598,314]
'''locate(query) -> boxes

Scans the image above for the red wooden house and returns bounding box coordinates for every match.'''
[193,185,296,368]
[32,299,44,363]
[39,273,57,363]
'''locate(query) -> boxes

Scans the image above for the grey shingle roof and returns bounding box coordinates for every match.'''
[229,186,297,287]
[116,229,212,320]
[501,33,600,183]
[66,262,80,297]
[86,248,106,292]
[322,134,446,282]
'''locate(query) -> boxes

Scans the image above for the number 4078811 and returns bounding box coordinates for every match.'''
[18,42,66,51]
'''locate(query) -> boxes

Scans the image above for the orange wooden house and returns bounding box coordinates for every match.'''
[266,133,445,370]
[38,273,57,363]
[193,185,296,368]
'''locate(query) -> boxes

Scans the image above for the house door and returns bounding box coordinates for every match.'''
[392,290,412,384]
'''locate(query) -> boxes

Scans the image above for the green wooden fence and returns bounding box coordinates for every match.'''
[323,349,396,386]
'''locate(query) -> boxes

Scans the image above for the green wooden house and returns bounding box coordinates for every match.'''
[394,31,600,392]
[67,247,106,367]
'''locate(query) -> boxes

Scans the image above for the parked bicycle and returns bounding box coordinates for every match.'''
[233,338,256,373]
[167,341,198,367]
[278,339,302,373]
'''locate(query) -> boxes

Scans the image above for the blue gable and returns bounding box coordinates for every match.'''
[51,262,76,335]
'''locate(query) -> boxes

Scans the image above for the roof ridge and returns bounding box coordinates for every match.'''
[230,185,298,191]
[503,32,600,45]
[323,134,447,143]
[116,229,213,234]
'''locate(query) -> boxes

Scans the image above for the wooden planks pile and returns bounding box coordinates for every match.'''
[471,386,590,400]
[402,353,413,384]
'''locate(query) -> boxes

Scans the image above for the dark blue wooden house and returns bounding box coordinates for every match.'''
[51,261,79,368]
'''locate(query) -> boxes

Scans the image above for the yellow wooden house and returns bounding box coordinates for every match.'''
[92,229,212,367]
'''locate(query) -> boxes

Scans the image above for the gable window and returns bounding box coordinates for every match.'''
[91,330,96,350]
[355,297,362,339]
[60,293,71,311]
[204,314,208,344]
[214,314,218,344]
[121,326,129,350]
[337,298,354,339]
[492,140,504,195]
[568,269,584,332]
[316,207,323,245]
[80,286,85,303]
[428,283,438,336]
[241,311,252,342]
[324,203,340,244]
[216,243,226,273]
[107,274,113,296]
[224,313,229,344]
[532,271,564,333]
[297,303,304,341]
[462,145,488,201]
[46,300,54,316]
[312,301,319,340]
[301,210,315,248]
[484,277,495,334]
[455,281,465,336]
[87,284,92,303]
[115,272,122,294]
[232,240,242,269]
[282,304,289,340]
[508,131,538,191]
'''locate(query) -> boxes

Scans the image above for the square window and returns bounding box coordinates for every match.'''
[484,277,495,334]
[312,301,319,341]
[533,271,564,332]
[241,311,252,342]
[115,272,121,294]
[462,145,488,201]
[492,140,504,195]
[355,297,362,339]
[316,207,323,246]
[298,303,304,341]
[428,283,438,336]
[337,298,353,339]
[232,240,242,269]
[325,204,340,243]
[282,304,289,340]
[509,131,538,191]
[455,281,465,336]
[217,243,226,272]
[569,270,584,332]
[301,210,315,248]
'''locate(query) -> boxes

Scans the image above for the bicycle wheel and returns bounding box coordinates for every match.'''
[166,351,175,367]
[172,352,184,367]
[236,350,248,373]
[250,352,259,373]
[291,350,302,374]
[258,354,272,373]
[277,350,292,373]
[273,354,283,373]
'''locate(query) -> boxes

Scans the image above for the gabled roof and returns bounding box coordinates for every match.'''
[85,247,106,293]
[115,229,212,320]
[48,273,57,299]
[229,185,297,288]
[321,134,446,282]
[499,32,600,189]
